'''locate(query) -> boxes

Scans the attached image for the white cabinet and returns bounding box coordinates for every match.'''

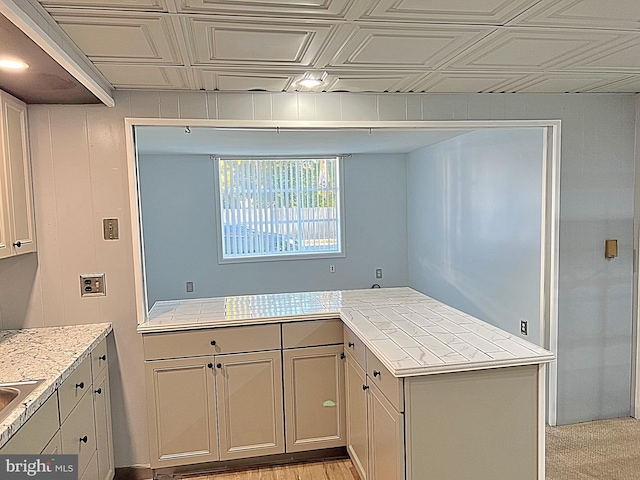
[344,326,404,480]
[143,324,283,469]
[0,335,114,480]
[0,90,36,259]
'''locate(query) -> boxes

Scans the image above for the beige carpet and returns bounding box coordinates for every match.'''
[547,418,640,479]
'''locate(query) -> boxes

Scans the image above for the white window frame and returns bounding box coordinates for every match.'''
[213,155,346,264]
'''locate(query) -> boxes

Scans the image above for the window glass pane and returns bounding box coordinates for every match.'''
[217,157,341,259]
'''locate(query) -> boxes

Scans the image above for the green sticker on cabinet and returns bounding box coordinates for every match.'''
[323,400,336,407]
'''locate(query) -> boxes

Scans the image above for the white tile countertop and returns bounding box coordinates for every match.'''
[0,323,112,449]
[140,287,554,377]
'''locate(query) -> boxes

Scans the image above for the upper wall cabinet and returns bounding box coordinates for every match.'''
[0,90,36,259]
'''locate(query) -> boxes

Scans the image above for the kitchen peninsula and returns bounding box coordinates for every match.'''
[139,287,554,480]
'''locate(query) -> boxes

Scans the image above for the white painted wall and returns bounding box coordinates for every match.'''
[138,153,409,305]
[0,91,634,467]
[407,128,544,345]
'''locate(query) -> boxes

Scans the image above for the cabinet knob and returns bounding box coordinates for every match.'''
[12,241,21,248]
[340,352,346,360]
[95,388,102,395]
[216,363,222,369]
[207,363,213,369]
[362,385,369,391]
[99,355,106,361]
[348,342,355,348]
[210,340,217,346]
[80,436,88,444]
[76,382,85,389]
[373,370,381,378]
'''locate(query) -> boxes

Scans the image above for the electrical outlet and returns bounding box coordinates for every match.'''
[80,274,106,297]
[329,265,336,273]
[520,319,528,335]
[375,268,383,279]
[186,281,194,292]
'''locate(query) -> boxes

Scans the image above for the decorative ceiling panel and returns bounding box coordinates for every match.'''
[52,14,182,64]
[182,17,334,67]
[513,0,640,30]
[96,65,192,89]
[330,26,491,69]
[177,0,357,19]
[40,0,168,11]
[361,0,540,25]
[571,39,640,73]
[587,76,640,93]
[499,73,630,93]
[29,0,640,93]
[446,28,625,71]
[198,69,295,91]
[412,72,528,93]
[323,72,418,92]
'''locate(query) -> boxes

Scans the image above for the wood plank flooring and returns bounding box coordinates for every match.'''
[178,459,359,480]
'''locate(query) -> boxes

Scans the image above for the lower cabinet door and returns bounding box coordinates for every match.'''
[93,371,114,480]
[61,391,97,478]
[283,345,345,452]
[215,350,284,460]
[345,353,368,480]
[41,431,62,455]
[367,383,404,480]
[145,357,218,468]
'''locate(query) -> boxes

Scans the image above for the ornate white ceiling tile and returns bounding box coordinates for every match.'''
[412,72,528,93]
[513,0,640,30]
[500,73,631,93]
[571,39,640,73]
[40,0,168,11]
[361,0,541,25]
[446,28,625,71]
[197,69,295,91]
[96,65,192,89]
[182,17,334,67]
[323,72,419,92]
[52,14,182,64]
[586,76,640,93]
[176,0,357,19]
[329,25,491,69]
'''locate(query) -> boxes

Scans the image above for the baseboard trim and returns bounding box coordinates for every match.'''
[114,466,153,480]
[153,447,349,478]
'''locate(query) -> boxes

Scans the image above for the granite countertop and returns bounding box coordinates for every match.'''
[140,287,554,377]
[0,323,113,449]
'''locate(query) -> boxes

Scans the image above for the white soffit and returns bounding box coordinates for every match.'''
[134,126,474,156]
[31,0,640,94]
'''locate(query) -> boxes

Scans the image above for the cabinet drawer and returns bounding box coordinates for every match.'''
[283,319,343,348]
[0,392,59,454]
[91,338,108,380]
[59,356,92,423]
[61,391,96,477]
[366,350,404,413]
[343,326,367,371]
[143,324,281,360]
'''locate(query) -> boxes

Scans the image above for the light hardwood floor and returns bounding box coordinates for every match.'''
[178,459,359,480]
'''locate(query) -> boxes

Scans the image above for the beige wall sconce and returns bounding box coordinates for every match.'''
[605,239,618,259]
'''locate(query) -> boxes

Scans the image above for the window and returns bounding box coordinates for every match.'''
[215,156,343,261]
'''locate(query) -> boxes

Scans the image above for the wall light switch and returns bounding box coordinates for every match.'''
[103,218,119,240]
[80,274,106,297]
[605,239,618,259]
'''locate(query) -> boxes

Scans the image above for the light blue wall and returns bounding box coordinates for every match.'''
[407,128,544,345]
[138,153,409,305]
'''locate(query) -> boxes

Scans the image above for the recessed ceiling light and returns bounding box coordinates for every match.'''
[0,59,29,70]
[296,72,327,89]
